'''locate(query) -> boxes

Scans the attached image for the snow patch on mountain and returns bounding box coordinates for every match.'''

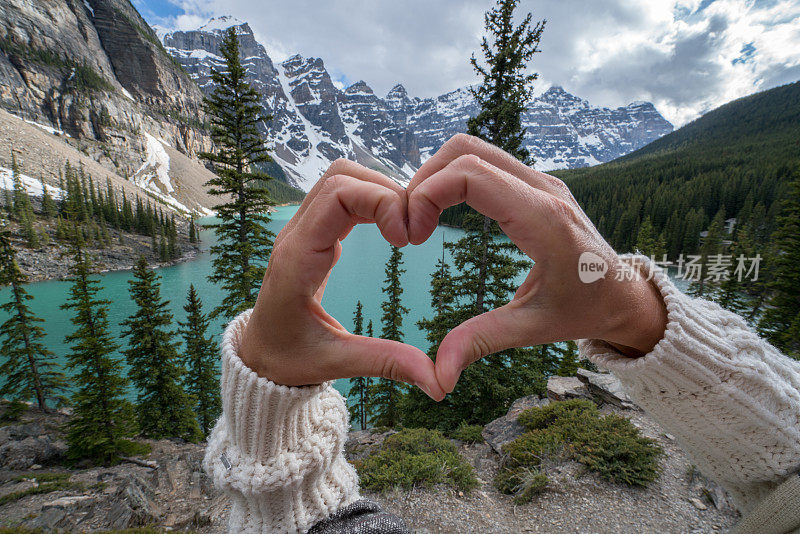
[131,132,203,215]
[0,166,66,200]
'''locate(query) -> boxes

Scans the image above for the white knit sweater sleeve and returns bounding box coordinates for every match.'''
[203,310,361,534]
[579,256,800,514]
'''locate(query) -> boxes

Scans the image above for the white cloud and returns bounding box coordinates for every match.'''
[149,0,800,127]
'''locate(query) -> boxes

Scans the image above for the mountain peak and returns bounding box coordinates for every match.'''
[345,80,373,95]
[198,16,248,33]
[387,83,408,98]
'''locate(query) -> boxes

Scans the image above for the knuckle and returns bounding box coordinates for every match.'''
[453,153,482,170]
[470,329,494,363]
[547,195,579,224]
[328,158,350,175]
[449,132,479,152]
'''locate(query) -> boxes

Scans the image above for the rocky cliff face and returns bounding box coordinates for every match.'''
[0,0,218,213]
[161,17,673,191]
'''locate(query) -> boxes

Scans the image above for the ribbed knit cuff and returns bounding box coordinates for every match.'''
[203,310,360,534]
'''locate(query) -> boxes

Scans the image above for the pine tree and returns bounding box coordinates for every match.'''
[200,27,276,321]
[179,285,221,437]
[370,246,408,428]
[555,341,580,377]
[189,215,198,244]
[10,152,38,248]
[39,176,57,219]
[759,172,800,359]
[467,0,544,163]
[62,240,135,462]
[347,301,372,429]
[689,209,726,298]
[635,216,667,259]
[366,320,373,338]
[121,257,201,442]
[0,227,65,411]
[399,250,461,429]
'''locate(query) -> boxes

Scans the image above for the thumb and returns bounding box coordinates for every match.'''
[337,335,446,401]
[435,304,538,394]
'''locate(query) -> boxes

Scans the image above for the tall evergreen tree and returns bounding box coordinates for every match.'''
[635,216,667,259]
[200,27,276,321]
[370,247,408,428]
[366,319,374,338]
[554,341,580,377]
[39,176,57,219]
[10,152,38,248]
[689,209,726,298]
[759,172,800,359]
[399,251,461,429]
[121,257,201,442]
[0,227,65,411]
[179,285,221,437]
[347,301,372,429]
[62,240,135,462]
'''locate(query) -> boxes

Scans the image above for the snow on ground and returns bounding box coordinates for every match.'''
[0,166,66,200]
[82,0,94,16]
[15,114,69,137]
[135,132,174,194]
[120,87,135,101]
[133,133,212,216]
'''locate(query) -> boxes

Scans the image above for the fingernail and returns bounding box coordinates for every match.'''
[419,383,436,401]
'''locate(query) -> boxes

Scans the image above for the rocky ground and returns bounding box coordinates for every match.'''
[0,371,741,533]
[6,215,200,282]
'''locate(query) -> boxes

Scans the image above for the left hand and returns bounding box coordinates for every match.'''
[239,159,445,400]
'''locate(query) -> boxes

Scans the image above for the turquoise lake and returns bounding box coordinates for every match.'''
[0,205,512,400]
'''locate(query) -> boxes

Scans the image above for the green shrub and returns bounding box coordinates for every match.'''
[494,466,549,504]
[450,422,484,443]
[354,428,478,492]
[496,400,662,503]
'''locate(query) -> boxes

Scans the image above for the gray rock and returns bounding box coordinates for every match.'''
[0,423,67,469]
[482,395,550,454]
[546,376,592,402]
[107,474,162,529]
[577,368,637,409]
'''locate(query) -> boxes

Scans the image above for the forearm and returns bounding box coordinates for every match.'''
[581,256,800,513]
[203,310,361,534]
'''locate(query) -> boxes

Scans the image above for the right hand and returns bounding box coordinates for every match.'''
[406,134,668,394]
[239,159,445,400]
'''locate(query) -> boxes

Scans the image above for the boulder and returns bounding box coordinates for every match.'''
[0,423,67,469]
[577,368,637,409]
[483,395,550,454]
[546,376,592,402]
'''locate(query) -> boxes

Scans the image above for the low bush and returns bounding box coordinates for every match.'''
[450,422,484,443]
[354,428,478,492]
[496,399,662,503]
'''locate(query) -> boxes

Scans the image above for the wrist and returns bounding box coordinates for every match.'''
[603,261,668,357]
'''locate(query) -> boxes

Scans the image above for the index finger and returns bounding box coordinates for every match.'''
[409,133,574,203]
[276,159,406,248]
[407,154,570,256]
[282,175,409,296]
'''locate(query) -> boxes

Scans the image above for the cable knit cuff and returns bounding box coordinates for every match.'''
[203,309,360,534]
[579,254,756,394]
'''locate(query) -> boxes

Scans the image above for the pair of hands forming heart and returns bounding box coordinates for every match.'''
[239,134,668,401]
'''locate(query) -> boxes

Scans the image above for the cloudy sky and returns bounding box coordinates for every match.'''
[136,0,800,127]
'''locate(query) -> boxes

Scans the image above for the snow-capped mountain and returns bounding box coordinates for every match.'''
[161,17,673,191]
